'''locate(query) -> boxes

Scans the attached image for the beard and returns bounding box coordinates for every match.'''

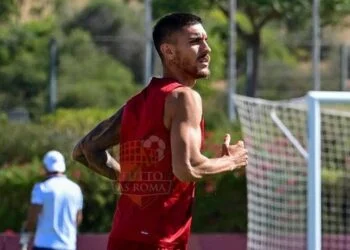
[195,66,211,79]
[174,55,211,79]
[185,63,210,79]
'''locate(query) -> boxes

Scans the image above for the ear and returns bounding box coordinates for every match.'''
[160,43,175,61]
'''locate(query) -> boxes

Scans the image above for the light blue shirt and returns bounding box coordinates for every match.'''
[31,175,83,250]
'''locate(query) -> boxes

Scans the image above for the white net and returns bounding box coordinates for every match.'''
[234,94,350,250]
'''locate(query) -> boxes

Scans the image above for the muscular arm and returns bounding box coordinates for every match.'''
[167,88,247,182]
[72,106,124,180]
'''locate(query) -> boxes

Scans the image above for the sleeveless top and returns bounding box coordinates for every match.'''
[108,77,205,247]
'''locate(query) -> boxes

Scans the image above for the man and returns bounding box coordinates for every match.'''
[20,150,83,250]
[72,12,248,250]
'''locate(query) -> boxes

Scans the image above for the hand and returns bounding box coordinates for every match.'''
[221,134,248,171]
[19,232,31,249]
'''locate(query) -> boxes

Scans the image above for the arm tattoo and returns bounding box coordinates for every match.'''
[73,107,124,180]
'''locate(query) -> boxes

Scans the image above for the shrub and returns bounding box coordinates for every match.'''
[0,160,42,231]
[1,106,248,233]
[0,160,118,233]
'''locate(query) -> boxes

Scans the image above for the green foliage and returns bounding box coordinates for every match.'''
[203,92,237,133]
[0,108,116,166]
[193,173,247,232]
[0,161,42,232]
[210,0,350,97]
[41,108,116,134]
[261,27,297,65]
[0,105,247,233]
[322,168,344,185]
[64,0,146,83]
[205,33,226,81]
[0,111,7,123]
[321,168,350,233]
[69,161,118,232]
[258,60,310,99]
[320,0,350,26]
[0,0,17,22]
[191,93,247,233]
[4,0,350,235]
[152,0,209,19]
[0,122,60,166]
[202,9,227,81]
[235,12,254,34]
[0,19,55,116]
[58,29,139,108]
[0,108,119,232]
[0,2,140,116]
[211,0,350,36]
[64,0,123,36]
[0,159,118,233]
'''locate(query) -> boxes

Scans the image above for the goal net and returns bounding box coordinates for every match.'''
[234,94,350,250]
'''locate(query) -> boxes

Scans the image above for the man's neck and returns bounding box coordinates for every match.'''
[163,67,196,88]
[46,172,64,178]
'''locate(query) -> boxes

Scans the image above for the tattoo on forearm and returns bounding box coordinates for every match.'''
[73,107,123,181]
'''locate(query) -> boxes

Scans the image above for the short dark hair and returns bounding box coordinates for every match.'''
[152,13,202,58]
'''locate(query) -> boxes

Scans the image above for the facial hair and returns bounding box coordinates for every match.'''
[174,51,210,79]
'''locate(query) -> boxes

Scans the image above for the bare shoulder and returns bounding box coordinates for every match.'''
[164,87,202,129]
[166,87,202,110]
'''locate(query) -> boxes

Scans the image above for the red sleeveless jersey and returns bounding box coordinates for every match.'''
[108,77,205,248]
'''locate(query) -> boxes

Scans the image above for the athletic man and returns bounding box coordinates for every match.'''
[20,150,83,250]
[73,12,248,250]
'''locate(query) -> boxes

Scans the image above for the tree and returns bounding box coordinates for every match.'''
[0,0,16,22]
[58,29,138,109]
[0,19,54,117]
[0,19,138,117]
[210,0,350,97]
[65,0,146,83]
[151,0,209,19]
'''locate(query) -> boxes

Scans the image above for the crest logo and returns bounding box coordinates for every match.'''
[143,135,165,162]
[119,135,172,208]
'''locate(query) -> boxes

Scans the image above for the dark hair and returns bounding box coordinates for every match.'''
[152,13,202,58]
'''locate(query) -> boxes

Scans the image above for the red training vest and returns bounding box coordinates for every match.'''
[108,77,205,248]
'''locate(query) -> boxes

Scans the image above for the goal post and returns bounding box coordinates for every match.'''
[308,91,350,250]
[234,91,350,250]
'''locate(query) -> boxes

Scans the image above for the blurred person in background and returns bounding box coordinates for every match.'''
[73,12,247,250]
[20,150,83,250]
